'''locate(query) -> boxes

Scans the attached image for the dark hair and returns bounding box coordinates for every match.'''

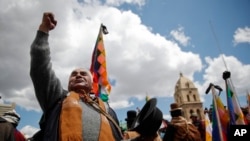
[170,110,182,117]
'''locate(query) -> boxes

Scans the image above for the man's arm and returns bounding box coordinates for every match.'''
[30,12,64,112]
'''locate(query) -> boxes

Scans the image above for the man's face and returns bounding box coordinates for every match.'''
[68,68,92,93]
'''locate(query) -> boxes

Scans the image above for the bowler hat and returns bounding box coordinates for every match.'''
[130,98,163,136]
[125,110,137,121]
[170,103,182,112]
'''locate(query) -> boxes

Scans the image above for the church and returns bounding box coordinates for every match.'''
[174,73,205,121]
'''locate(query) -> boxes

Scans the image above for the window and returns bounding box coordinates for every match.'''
[193,95,196,101]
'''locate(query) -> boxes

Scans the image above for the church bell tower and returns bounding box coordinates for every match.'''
[174,73,204,121]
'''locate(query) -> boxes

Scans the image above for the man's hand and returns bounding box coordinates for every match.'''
[39,12,57,33]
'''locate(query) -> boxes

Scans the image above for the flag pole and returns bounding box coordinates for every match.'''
[211,86,224,141]
[209,21,229,71]
[206,83,225,141]
[223,71,235,125]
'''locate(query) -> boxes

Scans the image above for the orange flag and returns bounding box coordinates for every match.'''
[90,24,111,102]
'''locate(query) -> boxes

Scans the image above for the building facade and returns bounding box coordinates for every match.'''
[174,73,204,121]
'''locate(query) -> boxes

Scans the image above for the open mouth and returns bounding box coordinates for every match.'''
[75,79,84,83]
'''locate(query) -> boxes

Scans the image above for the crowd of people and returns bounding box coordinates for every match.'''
[1,12,250,141]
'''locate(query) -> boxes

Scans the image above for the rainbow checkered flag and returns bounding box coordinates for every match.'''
[226,79,246,125]
[205,112,212,141]
[212,91,228,141]
[90,24,111,102]
[223,71,246,125]
[206,83,228,141]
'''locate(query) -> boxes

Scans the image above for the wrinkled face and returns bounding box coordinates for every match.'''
[68,68,93,93]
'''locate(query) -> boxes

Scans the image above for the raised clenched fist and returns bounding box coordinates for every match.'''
[39,12,57,33]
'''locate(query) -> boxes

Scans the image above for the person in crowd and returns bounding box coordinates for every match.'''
[125,110,137,130]
[241,107,250,125]
[190,113,205,141]
[120,110,137,136]
[163,103,202,141]
[0,110,26,141]
[158,119,169,139]
[30,12,122,141]
[205,106,213,122]
[123,110,140,140]
[123,98,163,141]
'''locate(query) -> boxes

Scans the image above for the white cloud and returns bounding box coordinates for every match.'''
[233,27,250,45]
[20,125,40,139]
[203,55,250,96]
[163,114,171,120]
[105,0,146,6]
[170,26,191,47]
[110,99,134,109]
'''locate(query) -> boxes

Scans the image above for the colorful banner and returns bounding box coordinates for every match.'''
[90,24,111,102]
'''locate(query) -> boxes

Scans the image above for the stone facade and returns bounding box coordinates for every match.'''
[174,73,204,121]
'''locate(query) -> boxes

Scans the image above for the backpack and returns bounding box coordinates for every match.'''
[172,121,202,141]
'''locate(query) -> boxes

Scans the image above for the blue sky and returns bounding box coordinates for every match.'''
[0,0,249,138]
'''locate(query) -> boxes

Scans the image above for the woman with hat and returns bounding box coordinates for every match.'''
[123,98,163,141]
[163,103,202,141]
